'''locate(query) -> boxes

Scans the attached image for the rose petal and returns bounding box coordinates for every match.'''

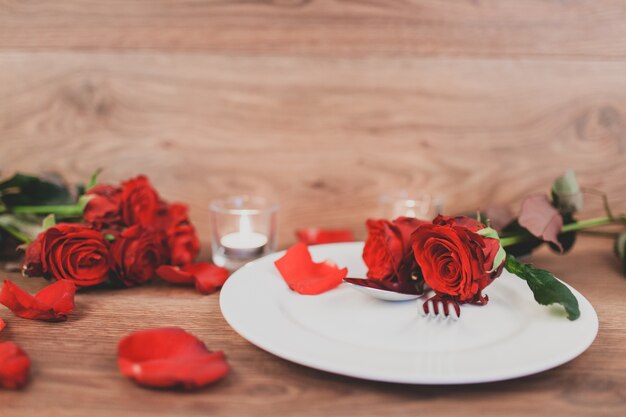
[295,228,354,245]
[156,263,230,295]
[187,263,230,295]
[0,318,5,332]
[0,342,30,389]
[156,265,194,285]
[118,327,229,390]
[0,280,76,322]
[274,242,347,295]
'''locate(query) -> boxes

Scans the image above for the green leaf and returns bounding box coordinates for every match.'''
[86,168,103,191]
[0,173,73,208]
[0,214,42,243]
[477,226,506,272]
[42,214,56,230]
[505,255,580,320]
[552,169,583,213]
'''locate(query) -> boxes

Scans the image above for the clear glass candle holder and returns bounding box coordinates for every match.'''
[379,190,443,220]
[209,196,279,271]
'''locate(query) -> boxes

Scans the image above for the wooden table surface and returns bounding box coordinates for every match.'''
[0,235,624,417]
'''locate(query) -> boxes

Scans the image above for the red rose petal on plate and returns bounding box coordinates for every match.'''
[295,228,355,245]
[187,263,230,295]
[118,327,229,390]
[0,342,31,389]
[274,242,348,295]
[155,265,194,284]
[0,280,76,322]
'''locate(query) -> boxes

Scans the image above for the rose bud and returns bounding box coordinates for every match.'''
[83,184,123,230]
[412,215,505,304]
[110,225,168,287]
[156,203,200,267]
[362,217,427,293]
[23,224,111,288]
[120,175,160,227]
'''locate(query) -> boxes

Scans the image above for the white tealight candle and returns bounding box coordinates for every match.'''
[220,215,268,258]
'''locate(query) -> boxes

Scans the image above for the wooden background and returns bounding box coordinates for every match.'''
[1,0,625,247]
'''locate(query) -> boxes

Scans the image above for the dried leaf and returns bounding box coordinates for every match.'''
[518,194,564,251]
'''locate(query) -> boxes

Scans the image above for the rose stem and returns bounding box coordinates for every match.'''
[500,215,625,247]
[10,204,84,217]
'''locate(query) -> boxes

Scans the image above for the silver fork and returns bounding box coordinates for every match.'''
[419,293,461,321]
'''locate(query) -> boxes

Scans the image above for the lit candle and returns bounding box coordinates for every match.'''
[220,215,268,258]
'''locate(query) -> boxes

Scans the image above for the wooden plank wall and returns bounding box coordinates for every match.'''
[1,0,625,249]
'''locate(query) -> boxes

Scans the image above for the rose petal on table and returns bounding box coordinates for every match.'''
[0,318,5,332]
[186,263,230,295]
[155,265,194,284]
[118,327,229,390]
[295,228,355,245]
[156,263,230,295]
[0,280,76,322]
[0,342,31,389]
[274,242,348,295]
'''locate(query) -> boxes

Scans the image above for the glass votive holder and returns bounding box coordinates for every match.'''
[379,190,443,220]
[209,196,279,271]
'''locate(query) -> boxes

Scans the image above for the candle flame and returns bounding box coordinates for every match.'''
[239,215,253,235]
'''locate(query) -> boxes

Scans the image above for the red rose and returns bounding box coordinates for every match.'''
[412,215,504,303]
[120,176,159,227]
[110,225,167,287]
[157,203,199,267]
[23,224,111,288]
[362,217,426,292]
[83,184,122,230]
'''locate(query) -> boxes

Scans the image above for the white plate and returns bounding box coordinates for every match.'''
[220,242,598,384]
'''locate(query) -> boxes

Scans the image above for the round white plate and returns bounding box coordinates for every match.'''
[220,242,598,384]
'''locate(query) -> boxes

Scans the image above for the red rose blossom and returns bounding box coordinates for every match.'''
[157,203,200,267]
[362,217,427,293]
[0,342,30,389]
[83,184,123,230]
[118,327,229,390]
[412,215,504,304]
[110,225,167,287]
[23,224,111,288]
[120,176,160,227]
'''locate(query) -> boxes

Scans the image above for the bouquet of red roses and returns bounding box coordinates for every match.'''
[0,172,227,293]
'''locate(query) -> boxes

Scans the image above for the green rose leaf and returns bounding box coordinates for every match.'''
[552,169,583,214]
[42,214,56,230]
[505,255,580,320]
[0,173,73,208]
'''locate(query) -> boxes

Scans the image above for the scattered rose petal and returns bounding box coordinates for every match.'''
[274,242,348,295]
[0,280,76,322]
[156,265,194,285]
[0,318,5,332]
[186,263,230,295]
[296,228,354,245]
[0,342,30,389]
[518,194,564,251]
[118,327,229,390]
[157,263,230,295]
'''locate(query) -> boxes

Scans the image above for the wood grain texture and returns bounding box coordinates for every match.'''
[2,0,626,58]
[1,51,626,246]
[0,237,625,417]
